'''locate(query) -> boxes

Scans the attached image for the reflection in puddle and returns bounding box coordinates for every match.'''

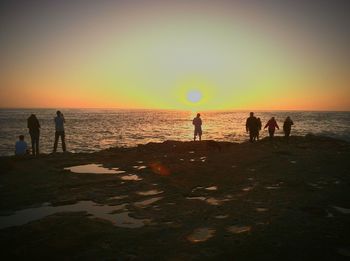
[265,185,281,190]
[227,225,251,234]
[333,206,350,214]
[65,164,125,174]
[187,228,215,243]
[136,190,163,196]
[308,183,323,189]
[187,196,206,201]
[206,197,223,206]
[187,196,230,206]
[120,174,142,181]
[256,208,269,212]
[0,201,151,229]
[109,195,128,200]
[191,186,204,192]
[242,187,254,192]
[133,165,147,170]
[205,186,218,191]
[215,215,229,219]
[134,197,163,208]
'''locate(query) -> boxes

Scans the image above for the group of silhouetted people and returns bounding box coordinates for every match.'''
[192,112,294,143]
[246,112,294,142]
[15,111,66,156]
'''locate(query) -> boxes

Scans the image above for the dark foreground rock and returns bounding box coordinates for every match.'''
[0,136,349,260]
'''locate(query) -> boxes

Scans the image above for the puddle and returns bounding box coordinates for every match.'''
[256,208,269,212]
[109,195,128,200]
[189,151,195,154]
[134,197,163,208]
[265,186,280,190]
[0,201,151,229]
[242,187,254,192]
[191,186,204,192]
[227,225,251,234]
[333,206,350,214]
[133,165,147,170]
[136,190,163,196]
[187,196,207,201]
[215,215,229,219]
[180,159,184,161]
[137,161,144,164]
[206,197,224,206]
[265,183,282,190]
[187,228,215,243]
[290,161,297,164]
[190,159,195,162]
[65,164,125,174]
[205,186,218,191]
[187,196,230,206]
[120,174,142,181]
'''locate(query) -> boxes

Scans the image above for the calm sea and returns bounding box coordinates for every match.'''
[0,109,349,156]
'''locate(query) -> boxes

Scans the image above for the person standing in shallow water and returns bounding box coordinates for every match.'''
[53,111,66,152]
[264,117,279,139]
[283,116,294,138]
[27,114,40,156]
[192,113,202,141]
[246,112,259,142]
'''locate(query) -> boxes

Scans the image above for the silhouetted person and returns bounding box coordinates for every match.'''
[53,111,66,152]
[283,116,294,138]
[246,112,259,142]
[256,117,262,140]
[192,113,202,141]
[27,114,40,156]
[15,135,29,156]
[264,117,279,138]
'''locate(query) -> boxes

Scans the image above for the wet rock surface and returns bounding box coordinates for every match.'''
[0,136,349,260]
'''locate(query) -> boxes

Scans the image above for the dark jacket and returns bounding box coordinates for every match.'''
[27,115,40,133]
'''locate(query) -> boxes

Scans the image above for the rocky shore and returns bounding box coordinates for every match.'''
[0,135,349,260]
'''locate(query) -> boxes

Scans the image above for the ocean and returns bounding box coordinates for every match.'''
[0,109,349,156]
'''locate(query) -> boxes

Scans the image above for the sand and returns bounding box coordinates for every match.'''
[0,135,349,260]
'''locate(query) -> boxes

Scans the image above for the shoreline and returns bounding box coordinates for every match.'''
[1,133,349,159]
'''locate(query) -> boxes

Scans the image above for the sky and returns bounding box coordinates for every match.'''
[0,0,349,111]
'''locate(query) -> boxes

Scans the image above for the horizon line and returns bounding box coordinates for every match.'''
[0,107,349,113]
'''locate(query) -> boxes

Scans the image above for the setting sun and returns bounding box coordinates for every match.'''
[187,90,202,103]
